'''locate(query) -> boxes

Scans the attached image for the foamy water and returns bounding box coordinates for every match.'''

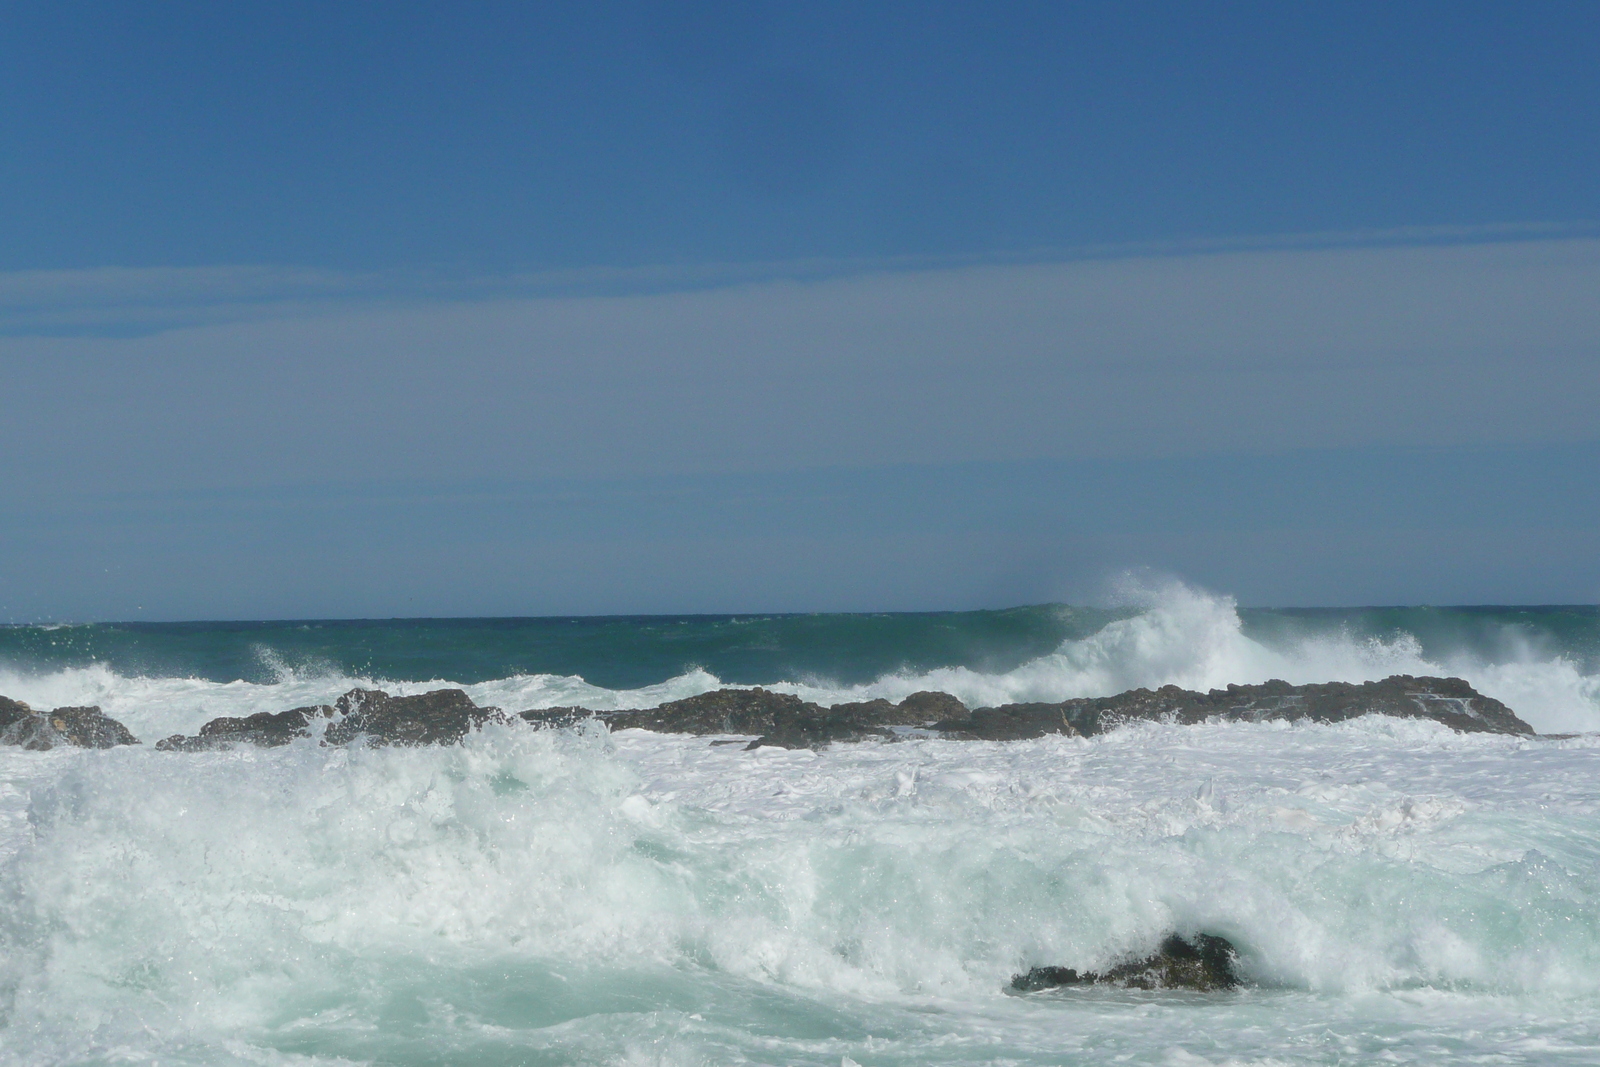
[3,586,1600,1064]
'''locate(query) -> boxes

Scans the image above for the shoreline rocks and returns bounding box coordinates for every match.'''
[156,688,506,751]
[0,696,140,750]
[4,674,1538,751]
[936,675,1533,741]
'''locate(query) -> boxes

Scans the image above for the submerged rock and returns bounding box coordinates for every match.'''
[1012,933,1241,992]
[0,697,139,750]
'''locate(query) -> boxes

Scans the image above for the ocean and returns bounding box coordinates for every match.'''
[3,584,1600,1065]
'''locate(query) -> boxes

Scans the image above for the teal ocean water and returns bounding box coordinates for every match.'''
[3,600,1597,695]
[3,585,1600,1065]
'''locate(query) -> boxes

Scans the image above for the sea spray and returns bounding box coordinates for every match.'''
[2,720,1599,1064]
[3,586,1600,1063]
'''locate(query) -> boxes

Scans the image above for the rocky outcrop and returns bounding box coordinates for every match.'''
[157,705,327,751]
[323,688,505,745]
[5,673,1537,753]
[522,676,1530,746]
[157,687,505,750]
[1012,933,1241,992]
[937,675,1532,740]
[0,697,139,750]
[521,688,970,749]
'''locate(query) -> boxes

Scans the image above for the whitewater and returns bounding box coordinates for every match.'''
[3,586,1600,1065]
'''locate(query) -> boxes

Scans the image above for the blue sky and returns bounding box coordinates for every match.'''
[1,2,1598,618]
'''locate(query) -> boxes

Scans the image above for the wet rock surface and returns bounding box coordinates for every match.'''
[529,675,1531,745]
[157,706,327,751]
[521,688,967,749]
[322,687,506,746]
[0,697,140,750]
[1012,933,1242,992]
[937,675,1532,740]
[157,688,506,750]
[5,674,1536,751]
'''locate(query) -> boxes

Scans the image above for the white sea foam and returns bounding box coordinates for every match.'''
[2,717,1599,1065]
[4,584,1600,1061]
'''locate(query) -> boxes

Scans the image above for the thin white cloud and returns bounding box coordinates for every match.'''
[2,221,1590,334]
[2,234,1597,497]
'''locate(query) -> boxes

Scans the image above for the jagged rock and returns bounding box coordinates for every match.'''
[0,695,28,729]
[938,676,1532,740]
[936,702,1081,741]
[622,687,825,736]
[126,673,1541,754]
[323,687,505,746]
[157,705,329,751]
[159,687,505,750]
[527,688,975,749]
[0,698,139,750]
[518,706,598,729]
[1012,934,1241,992]
[740,708,895,750]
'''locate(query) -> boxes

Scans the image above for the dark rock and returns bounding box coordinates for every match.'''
[935,702,1081,741]
[942,676,1532,741]
[322,687,504,746]
[543,688,974,749]
[0,701,139,750]
[0,695,30,731]
[157,705,330,751]
[160,688,505,750]
[742,708,895,750]
[617,687,826,736]
[518,707,600,729]
[1012,933,1241,992]
[896,690,969,722]
[145,673,1537,754]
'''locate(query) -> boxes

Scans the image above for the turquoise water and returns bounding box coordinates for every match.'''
[3,603,1597,690]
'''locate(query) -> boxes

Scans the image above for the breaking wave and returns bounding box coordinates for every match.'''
[4,584,1600,1063]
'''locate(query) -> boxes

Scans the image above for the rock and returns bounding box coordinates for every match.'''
[896,690,969,722]
[741,707,895,750]
[160,687,506,750]
[0,695,29,730]
[551,688,975,750]
[1012,933,1241,992]
[940,676,1532,741]
[139,673,1539,754]
[0,699,139,751]
[322,688,505,746]
[935,702,1080,741]
[518,706,599,729]
[157,705,330,751]
[619,687,826,736]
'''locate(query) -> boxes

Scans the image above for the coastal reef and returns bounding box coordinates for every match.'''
[4,674,1536,752]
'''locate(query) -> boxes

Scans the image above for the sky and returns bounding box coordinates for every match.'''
[1,1,1598,619]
